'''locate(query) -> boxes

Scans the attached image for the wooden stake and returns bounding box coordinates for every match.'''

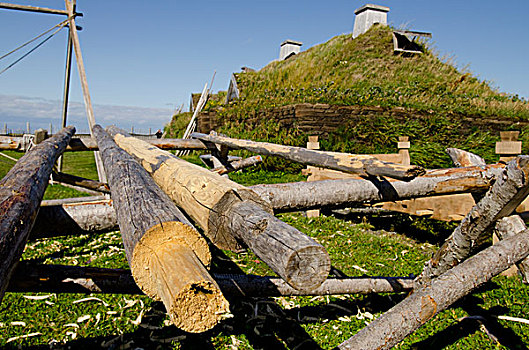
[0,126,75,303]
[191,132,425,180]
[93,125,229,333]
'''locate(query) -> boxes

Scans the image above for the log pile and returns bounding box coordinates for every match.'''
[2,127,529,349]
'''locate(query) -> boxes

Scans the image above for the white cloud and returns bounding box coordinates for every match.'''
[0,94,173,134]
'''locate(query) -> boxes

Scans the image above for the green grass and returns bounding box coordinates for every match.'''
[1,151,529,349]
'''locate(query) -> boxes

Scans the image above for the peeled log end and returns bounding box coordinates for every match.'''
[170,280,230,333]
[285,245,331,291]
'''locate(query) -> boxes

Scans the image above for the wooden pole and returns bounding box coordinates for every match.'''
[30,199,117,240]
[0,126,75,303]
[494,215,529,283]
[41,195,105,206]
[93,125,229,333]
[0,2,81,16]
[446,148,485,168]
[212,155,263,175]
[191,133,425,181]
[250,164,506,212]
[51,171,110,193]
[107,126,331,291]
[7,262,414,297]
[337,228,529,350]
[419,156,529,283]
[64,0,106,183]
[58,19,74,172]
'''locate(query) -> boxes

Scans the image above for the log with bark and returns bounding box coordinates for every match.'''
[212,155,263,175]
[419,156,529,282]
[7,262,414,296]
[107,126,330,291]
[30,199,118,240]
[337,228,529,350]
[191,132,425,181]
[250,164,505,212]
[0,126,75,303]
[51,171,110,193]
[446,148,486,167]
[93,125,229,333]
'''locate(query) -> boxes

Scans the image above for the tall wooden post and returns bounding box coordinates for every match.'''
[58,15,74,171]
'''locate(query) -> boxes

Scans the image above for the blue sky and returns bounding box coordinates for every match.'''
[0,0,528,133]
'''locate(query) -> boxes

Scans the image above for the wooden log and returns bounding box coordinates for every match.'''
[212,155,263,175]
[30,199,118,240]
[0,126,75,303]
[93,125,229,333]
[0,135,21,150]
[65,137,208,152]
[495,215,529,283]
[190,132,425,181]
[51,171,110,193]
[7,262,414,296]
[41,195,105,206]
[446,148,486,167]
[337,228,529,350]
[250,164,505,212]
[419,156,529,283]
[107,126,330,291]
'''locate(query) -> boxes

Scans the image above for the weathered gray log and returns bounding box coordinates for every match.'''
[30,199,118,240]
[191,132,425,180]
[495,215,529,283]
[212,155,263,175]
[51,171,110,193]
[446,148,486,167]
[250,164,505,212]
[93,125,229,333]
[0,126,75,303]
[419,156,529,282]
[107,126,330,291]
[337,228,529,350]
[7,262,414,296]
[41,195,105,206]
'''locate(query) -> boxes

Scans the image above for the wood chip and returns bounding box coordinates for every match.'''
[7,332,41,343]
[498,315,529,325]
[73,297,109,307]
[23,294,52,300]
[10,321,26,326]
[77,315,91,323]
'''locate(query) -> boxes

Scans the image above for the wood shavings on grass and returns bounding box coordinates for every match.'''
[130,309,144,326]
[498,315,529,325]
[77,315,91,323]
[10,321,26,326]
[73,297,109,307]
[7,332,41,343]
[23,294,53,300]
[352,265,369,273]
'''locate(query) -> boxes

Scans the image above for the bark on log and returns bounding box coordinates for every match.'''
[0,126,75,303]
[107,126,330,291]
[419,156,529,282]
[191,132,425,181]
[212,155,263,175]
[446,148,486,167]
[93,125,229,333]
[337,228,529,350]
[7,262,414,296]
[30,199,118,240]
[65,137,208,152]
[51,171,110,193]
[495,215,529,283]
[41,195,105,206]
[250,164,505,212]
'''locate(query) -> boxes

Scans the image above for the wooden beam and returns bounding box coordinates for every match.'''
[191,133,425,180]
[7,262,415,297]
[250,164,505,212]
[107,126,331,292]
[0,126,75,303]
[51,171,110,193]
[0,2,82,16]
[93,125,228,333]
[212,155,263,175]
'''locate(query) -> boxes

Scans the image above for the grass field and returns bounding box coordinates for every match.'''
[1,150,529,349]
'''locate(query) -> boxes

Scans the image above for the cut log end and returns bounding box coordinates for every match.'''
[285,245,331,291]
[169,280,230,333]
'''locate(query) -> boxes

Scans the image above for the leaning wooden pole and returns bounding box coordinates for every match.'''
[0,126,75,303]
[250,164,505,212]
[7,263,414,297]
[30,198,118,240]
[191,132,425,180]
[93,125,229,333]
[107,126,330,291]
[337,228,529,350]
[419,156,529,283]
